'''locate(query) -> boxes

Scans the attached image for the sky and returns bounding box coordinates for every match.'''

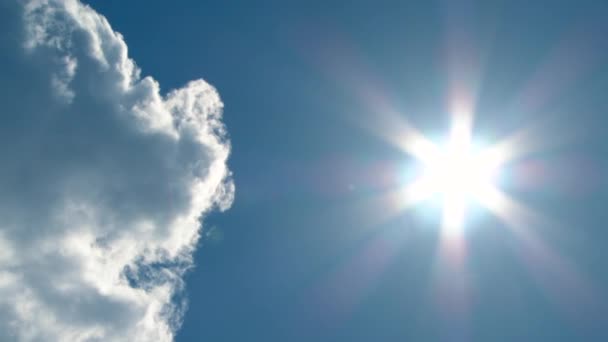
[1,0,608,341]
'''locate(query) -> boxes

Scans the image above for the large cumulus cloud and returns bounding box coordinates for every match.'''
[0,0,234,340]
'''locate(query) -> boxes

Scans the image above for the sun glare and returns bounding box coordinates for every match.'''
[404,116,503,233]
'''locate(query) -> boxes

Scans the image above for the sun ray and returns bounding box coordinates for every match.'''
[442,193,467,235]
[473,183,546,234]
[476,118,585,170]
[332,173,441,235]
[357,107,442,164]
[473,183,601,319]
[353,176,439,229]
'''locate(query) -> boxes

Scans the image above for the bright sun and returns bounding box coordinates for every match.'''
[424,137,498,231]
[407,117,502,233]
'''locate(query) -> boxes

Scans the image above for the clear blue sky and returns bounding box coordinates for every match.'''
[86,1,608,341]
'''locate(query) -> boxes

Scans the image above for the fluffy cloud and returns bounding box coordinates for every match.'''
[0,0,234,341]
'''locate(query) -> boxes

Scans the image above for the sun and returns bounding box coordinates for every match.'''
[405,116,503,233]
[424,135,499,232]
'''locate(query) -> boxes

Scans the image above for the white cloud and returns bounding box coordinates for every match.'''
[0,0,234,341]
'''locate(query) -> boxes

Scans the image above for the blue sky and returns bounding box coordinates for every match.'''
[88,1,607,341]
[2,0,608,341]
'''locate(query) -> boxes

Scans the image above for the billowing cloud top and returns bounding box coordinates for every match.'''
[0,0,234,341]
